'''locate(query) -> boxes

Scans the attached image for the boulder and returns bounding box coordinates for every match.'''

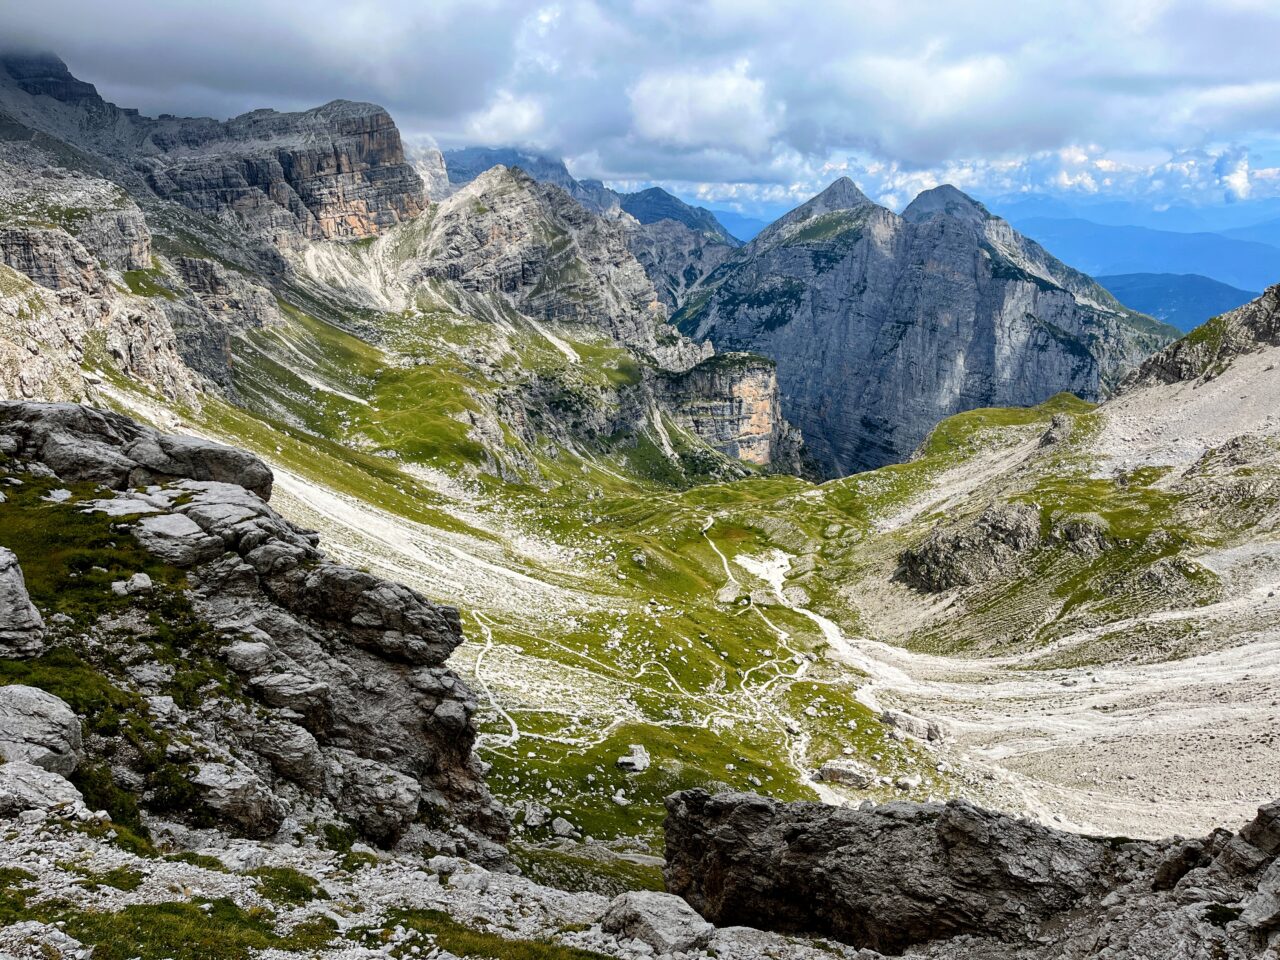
[0,761,84,816]
[601,890,714,954]
[664,790,1118,953]
[190,761,287,839]
[814,760,873,788]
[0,548,44,658]
[879,709,946,743]
[616,743,651,773]
[131,513,224,567]
[0,685,82,775]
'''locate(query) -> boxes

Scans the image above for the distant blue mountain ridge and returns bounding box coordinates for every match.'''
[1010,216,1280,292]
[1095,273,1259,332]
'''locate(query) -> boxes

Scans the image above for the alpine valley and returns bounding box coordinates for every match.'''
[1,51,1280,960]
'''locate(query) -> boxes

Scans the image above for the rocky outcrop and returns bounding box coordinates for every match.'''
[0,402,272,497]
[658,353,806,469]
[675,180,1178,475]
[1125,283,1280,388]
[0,546,44,657]
[411,166,666,353]
[898,501,1042,591]
[665,789,1280,958]
[136,100,425,246]
[0,402,504,851]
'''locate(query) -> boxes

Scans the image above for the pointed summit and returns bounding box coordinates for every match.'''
[902,184,993,225]
[751,177,876,249]
[804,176,875,216]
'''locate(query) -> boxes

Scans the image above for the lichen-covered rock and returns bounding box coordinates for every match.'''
[0,546,44,657]
[0,685,82,775]
[899,501,1041,591]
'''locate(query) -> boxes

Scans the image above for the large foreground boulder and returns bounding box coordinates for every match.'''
[665,790,1280,958]
[0,403,506,852]
[0,761,84,816]
[664,790,1114,953]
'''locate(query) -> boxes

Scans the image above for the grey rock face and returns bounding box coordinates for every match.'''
[0,226,107,294]
[412,166,665,353]
[665,790,1113,954]
[657,353,807,469]
[899,501,1042,591]
[625,216,737,312]
[0,685,82,775]
[675,180,1178,475]
[1125,282,1280,388]
[0,402,273,498]
[600,890,715,954]
[138,100,425,246]
[666,790,1280,958]
[0,760,84,816]
[0,547,45,658]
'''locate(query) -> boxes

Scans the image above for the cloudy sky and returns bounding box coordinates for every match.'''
[6,0,1280,218]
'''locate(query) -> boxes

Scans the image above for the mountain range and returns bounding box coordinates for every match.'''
[1,49,1280,960]
[1096,272,1259,331]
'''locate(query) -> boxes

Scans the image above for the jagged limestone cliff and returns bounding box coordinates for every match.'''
[675,179,1178,475]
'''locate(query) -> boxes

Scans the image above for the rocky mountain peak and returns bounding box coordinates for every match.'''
[902,183,993,225]
[618,188,739,246]
[0,50,101,105]
[794,176,874,217]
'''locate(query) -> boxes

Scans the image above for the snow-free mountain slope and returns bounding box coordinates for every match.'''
[675,181,1177,475]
